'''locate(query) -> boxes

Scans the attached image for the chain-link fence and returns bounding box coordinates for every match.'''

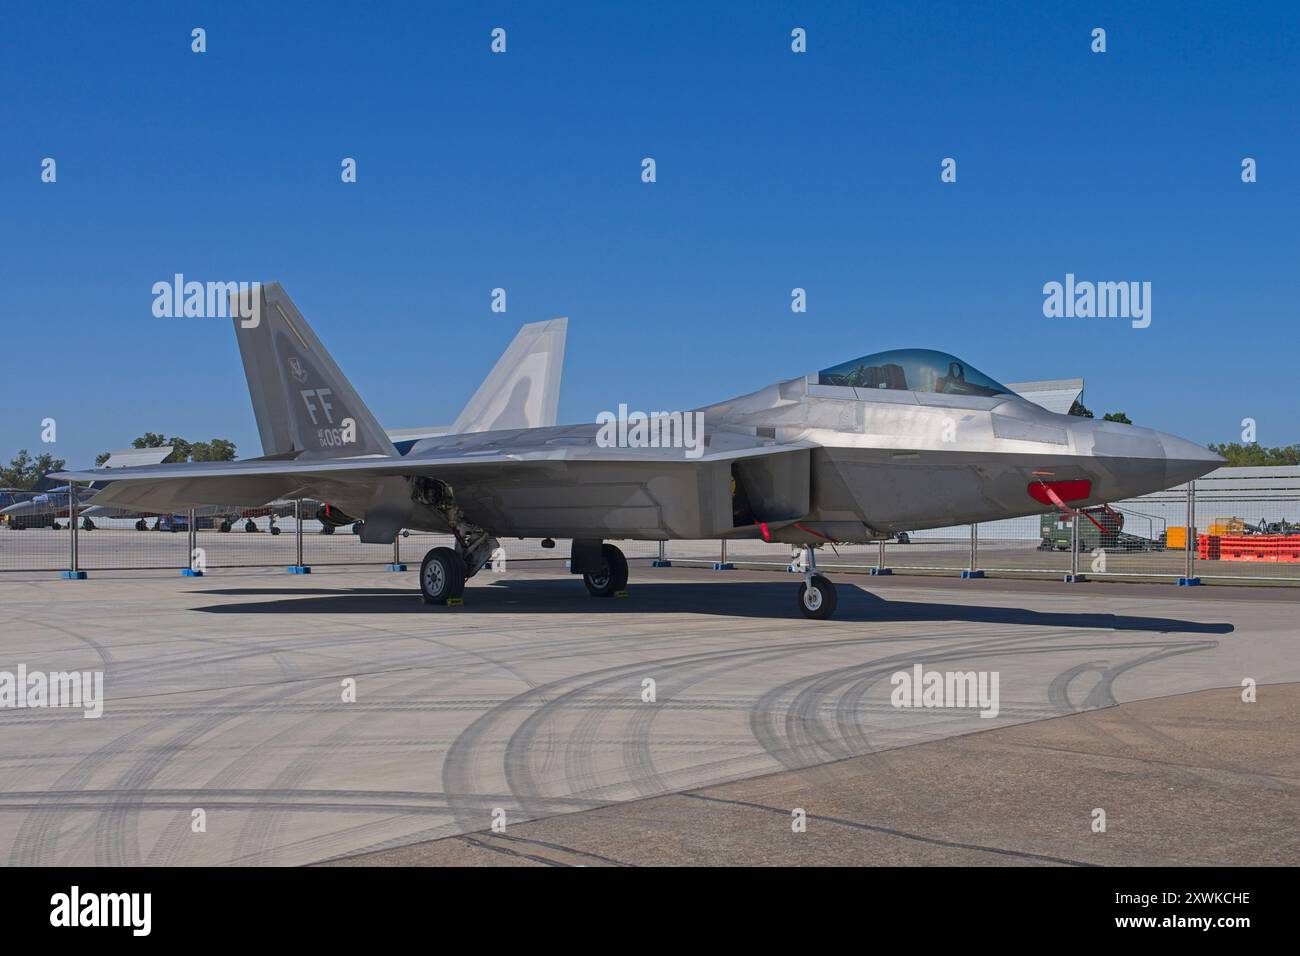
[5,477,1300,585]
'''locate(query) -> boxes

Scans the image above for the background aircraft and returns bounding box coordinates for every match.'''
[60,283,1221,618]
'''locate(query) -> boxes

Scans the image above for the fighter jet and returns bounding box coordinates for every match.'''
[58,283,1222,619]
[2,485,100,529]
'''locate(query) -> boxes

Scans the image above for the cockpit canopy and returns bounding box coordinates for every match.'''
[818,348,1012,398]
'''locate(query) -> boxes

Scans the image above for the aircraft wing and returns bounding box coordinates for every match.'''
[56,437,813,543]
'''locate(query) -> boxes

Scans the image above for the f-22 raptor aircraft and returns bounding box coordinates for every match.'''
[59,283,1221,619]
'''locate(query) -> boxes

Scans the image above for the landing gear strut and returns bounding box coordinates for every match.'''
[797,545,837,619]
[412,477,499,607]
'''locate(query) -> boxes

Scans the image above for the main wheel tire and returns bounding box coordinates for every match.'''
[797,574,838,619]
[320,524,334,535]
[82,518,95,531]
[583,543,628,597]
[420,547,466,605]
[219,520,231,533]
[352,522,364,536]
[135,519,147,531]
[270,525,281,535]
[244,520,257,533]
[896,532,910,544]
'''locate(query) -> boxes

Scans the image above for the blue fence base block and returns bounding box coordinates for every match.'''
[1177,577,1202,587]
[181,568,204,577]
[712,562,735,571]
[286,565,312,574]
[60,570,87,580]
[385,563,408,572]
[870,567,893,576]
[651,560,672,568]
[961,570,985,579]
[1062,573,1086,583]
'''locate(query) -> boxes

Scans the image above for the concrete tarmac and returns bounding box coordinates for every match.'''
[0,562,1295,866]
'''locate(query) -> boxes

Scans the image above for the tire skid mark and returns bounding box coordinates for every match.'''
[442,633,922,831]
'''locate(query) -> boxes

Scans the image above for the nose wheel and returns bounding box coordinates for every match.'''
[796,546,838,619]
[798,574,837,619]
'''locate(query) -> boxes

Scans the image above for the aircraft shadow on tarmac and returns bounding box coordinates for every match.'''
[194,579,1234,634]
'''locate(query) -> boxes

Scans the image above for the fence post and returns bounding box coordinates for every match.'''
[653,539,671,568]
[387,530,406,572]
[61,481,86,579]
[713,538,734,571]
[1066,512,1081,582]
[871,538,891,576]
[288,498,310,574]
[962,523,984,578]
[182,507,202,576]
[1180,481,1200,586]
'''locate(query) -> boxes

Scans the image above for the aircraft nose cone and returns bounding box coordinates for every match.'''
[1069,420,1223,500]
[1158,432,1224,486]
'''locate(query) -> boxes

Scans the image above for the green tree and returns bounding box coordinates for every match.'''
[1067,399,1093,418]
[1207,442,1300,467]
[116,433,236,464]
[1102,411,1132,424]
[189,439,237,462]
[0,450,67,490]
[164,438,193,463]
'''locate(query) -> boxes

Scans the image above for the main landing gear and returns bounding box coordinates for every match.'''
[581,543,628,597]
[414,478,500,606]
[796,545,838,620]
[420,547,467,605]
[419,537,632,606]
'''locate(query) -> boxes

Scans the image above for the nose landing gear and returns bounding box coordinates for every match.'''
[796,545,838,619]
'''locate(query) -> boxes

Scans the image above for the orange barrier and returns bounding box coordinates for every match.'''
[1200,534,1300,562]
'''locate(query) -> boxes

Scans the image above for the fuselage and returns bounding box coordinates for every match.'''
[386,350,1221,544]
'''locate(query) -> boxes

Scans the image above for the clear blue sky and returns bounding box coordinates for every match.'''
[2,0,1296,468]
